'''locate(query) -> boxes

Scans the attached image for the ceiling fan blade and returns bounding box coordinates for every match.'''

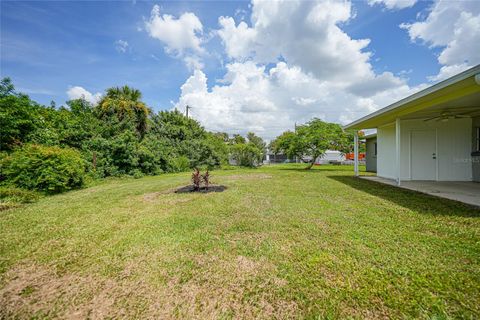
[458,110,479,115]
[424,116,440,122]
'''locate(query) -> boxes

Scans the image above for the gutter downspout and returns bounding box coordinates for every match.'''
[395,118,401,186]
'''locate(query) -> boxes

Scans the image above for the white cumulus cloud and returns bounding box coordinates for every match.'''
[218,0,375,83]
[217,16,257,60]
[145,5,203,54]
[175,0,419,138]
[368,0,417,10]
[427,63,472,82]
[401,0,480,81]
[216,0,408,95]
[175,61,420,139]
[66,86,102,105]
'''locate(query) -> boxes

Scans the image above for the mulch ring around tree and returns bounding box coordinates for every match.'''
[175,185,227,194]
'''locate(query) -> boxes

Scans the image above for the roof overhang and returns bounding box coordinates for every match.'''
[344,65,480,130]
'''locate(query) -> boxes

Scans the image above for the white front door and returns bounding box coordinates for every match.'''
[410,130,437,180]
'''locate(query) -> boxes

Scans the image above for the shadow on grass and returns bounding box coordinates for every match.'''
[328,175,480,217]
[278,166,357,172]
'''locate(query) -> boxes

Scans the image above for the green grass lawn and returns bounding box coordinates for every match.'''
[1,165,479,319]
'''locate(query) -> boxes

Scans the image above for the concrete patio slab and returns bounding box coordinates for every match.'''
[360,176,480,208]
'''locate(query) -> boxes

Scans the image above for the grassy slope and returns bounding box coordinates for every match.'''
[0,165,479,319]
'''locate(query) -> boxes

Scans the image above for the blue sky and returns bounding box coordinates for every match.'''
[1,0,479,137]
[2,1,248,107]
[342,1,440,82]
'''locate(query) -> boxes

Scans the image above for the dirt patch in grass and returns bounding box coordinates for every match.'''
[142,189,176,202]
[169,254,298,318]
[175,185,227,194]
[0,263,124,319]
[0,256,298,319]
[142,185,227,202]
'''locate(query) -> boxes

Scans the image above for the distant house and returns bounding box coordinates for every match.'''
[264,150,349,165]
[343,65,480,207]
[315,150,345,164]
[264,152,292,164]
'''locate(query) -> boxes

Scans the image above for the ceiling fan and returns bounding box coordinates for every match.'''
[424,111,471,122]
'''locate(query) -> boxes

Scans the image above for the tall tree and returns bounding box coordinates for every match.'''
[149,110,221,169]
[97,86,150,138]
[247,132,267,156]
[231,134,246,145]
[269,131,297,157]
[0,78,40,150]
[150,109,206,143]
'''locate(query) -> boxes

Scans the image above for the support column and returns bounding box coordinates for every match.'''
[395,118,401,186]
[354,131,359,177]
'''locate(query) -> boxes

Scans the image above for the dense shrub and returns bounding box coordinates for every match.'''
[0,78,272,194]
[0,144,86,193]
[229,143,263,167]
[169,156,191,172]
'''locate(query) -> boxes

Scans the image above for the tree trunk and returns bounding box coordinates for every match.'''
[305,158,316,170]
[92,152,97,171]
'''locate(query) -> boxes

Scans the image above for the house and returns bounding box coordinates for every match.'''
[264,150,347,165]
[315,150,345,164]
[344,65,480,206]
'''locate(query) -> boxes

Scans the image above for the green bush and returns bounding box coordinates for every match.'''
[131,169,144,179]
[229,143,263,167]
[0,187,40,203]
[0,144,86,193]
[169,156,191,172]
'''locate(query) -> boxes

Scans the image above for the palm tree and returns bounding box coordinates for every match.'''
[98,86,150,137]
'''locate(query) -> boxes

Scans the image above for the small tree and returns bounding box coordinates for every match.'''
[271,118,352,169]
[202,170,210,190]
[191,168,201,191]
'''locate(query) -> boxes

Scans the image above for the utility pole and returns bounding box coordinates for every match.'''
[294,122,298,163]
[185,105,191,118]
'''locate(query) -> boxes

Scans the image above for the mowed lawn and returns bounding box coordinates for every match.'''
[1,165,479,319]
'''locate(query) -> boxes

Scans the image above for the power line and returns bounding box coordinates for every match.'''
[184,105,370,115]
